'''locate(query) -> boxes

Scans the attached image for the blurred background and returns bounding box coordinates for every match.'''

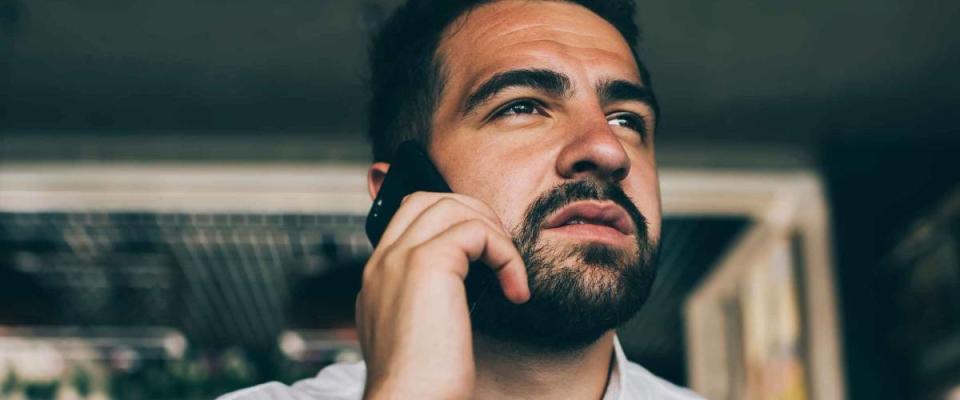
[0,0,957,399]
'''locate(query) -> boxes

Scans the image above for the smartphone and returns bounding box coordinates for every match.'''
[365,140,452,247]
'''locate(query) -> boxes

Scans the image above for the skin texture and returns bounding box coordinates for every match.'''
[359,1,661,399]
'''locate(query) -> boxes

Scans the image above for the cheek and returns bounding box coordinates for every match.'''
[631,180,662,243]
[437,140,555,231]
[472,164,548,232]
[624,152,662,241]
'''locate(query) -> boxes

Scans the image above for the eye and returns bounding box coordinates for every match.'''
[491,99,543,119]
[607,112,647,137]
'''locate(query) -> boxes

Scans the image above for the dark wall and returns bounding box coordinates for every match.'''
[823,140,959,400]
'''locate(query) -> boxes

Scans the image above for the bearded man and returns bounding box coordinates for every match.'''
[223,0,703,398]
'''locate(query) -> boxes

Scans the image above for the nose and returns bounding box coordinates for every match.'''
[555,113,631,182]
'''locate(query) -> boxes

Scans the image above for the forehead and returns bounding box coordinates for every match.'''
[437,0,641,92]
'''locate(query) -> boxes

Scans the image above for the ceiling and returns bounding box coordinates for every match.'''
[0,0,958,151]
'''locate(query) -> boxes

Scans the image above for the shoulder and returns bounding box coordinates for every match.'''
[217,361,367,400]
[620,360,705,400]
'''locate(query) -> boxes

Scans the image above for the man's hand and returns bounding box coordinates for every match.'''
[356,192,530,399]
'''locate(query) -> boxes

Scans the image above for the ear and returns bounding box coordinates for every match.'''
[367,162,390,200]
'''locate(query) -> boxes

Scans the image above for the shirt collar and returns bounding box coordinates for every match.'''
[601,335,628,400]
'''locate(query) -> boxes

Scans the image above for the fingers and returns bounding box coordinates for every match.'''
[414,219,530,304]
[391,197,505,249]
[376,192,505,250]
[355,192,523,397]
[362,191,529,304]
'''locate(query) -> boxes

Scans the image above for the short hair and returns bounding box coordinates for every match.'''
[367,0,655,162]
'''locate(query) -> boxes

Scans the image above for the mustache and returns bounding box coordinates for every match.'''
[514,179,649,246]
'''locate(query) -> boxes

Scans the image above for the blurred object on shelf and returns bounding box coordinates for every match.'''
[278,329,360,364]
[0,326,185,399]
[0,326,186,363]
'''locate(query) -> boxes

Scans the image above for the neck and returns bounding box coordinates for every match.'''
[472,331,616,400]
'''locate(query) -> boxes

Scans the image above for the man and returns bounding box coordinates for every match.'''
[224,0,702,398]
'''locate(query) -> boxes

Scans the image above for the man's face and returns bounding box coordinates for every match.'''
[429,1,661,349]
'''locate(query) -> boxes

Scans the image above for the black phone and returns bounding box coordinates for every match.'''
[365,140,452,247]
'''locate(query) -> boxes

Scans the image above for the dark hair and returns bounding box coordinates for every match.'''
[367,0,654,162]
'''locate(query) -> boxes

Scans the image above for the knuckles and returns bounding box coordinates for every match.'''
[404,246,432,275]
[379,245,407,273]
[460,218,488,233]
[400,191,436,207]
[430,197,468,216]
[362,243,398,283]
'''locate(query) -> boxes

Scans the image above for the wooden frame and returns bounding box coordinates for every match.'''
[680,172,845,400]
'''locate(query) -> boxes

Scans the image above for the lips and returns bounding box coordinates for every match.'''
[542,201,635,235]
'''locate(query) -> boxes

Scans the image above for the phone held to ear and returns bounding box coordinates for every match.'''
[365,141,452,247]
[364,141,495,312]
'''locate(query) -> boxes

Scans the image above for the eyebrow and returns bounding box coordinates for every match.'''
[596,79,660,118]
[461,69,572,116]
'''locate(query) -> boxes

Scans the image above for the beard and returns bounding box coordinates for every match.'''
[465,179,659,352]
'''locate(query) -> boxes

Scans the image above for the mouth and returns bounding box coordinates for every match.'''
[541,201,635,239]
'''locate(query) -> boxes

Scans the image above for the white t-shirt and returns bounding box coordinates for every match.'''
[219,337,703,399]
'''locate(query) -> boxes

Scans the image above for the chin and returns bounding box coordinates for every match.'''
[470,179,659,351]
[465,237,659,352]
